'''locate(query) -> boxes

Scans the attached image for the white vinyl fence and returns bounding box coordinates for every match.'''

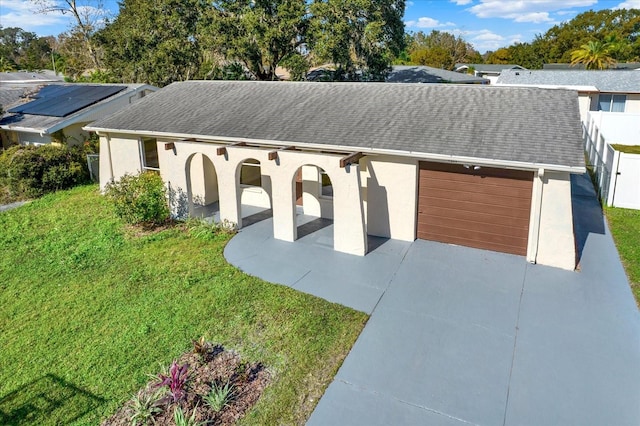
[583,115,640,210]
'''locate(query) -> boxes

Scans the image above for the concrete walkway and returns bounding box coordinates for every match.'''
[224,174,640,425]
[0,201,26,213]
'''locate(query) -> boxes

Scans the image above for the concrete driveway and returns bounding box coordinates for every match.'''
[224,174,640,425]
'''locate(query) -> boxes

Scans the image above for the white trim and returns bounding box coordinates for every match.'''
[83,128,586,174]
[526,168,545,264]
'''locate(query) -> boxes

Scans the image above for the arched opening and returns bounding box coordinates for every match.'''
[186,153,219,222]
[236,158,272,227]
[293,165,334,240]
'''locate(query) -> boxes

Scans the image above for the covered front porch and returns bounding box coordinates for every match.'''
[160,139,368,255]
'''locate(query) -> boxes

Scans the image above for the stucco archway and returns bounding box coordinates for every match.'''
[292,164,334,240]
[185,152,220,221]
[235,158,273,227]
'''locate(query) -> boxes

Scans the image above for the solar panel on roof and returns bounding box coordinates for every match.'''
[7,85,127,117]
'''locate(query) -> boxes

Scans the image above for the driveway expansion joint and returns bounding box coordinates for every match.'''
[336,378,479,425]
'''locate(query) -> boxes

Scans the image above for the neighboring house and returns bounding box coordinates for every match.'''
[87,81,584,270]
[0,70,65,88]
[304,65,489,84]
[0,70,66,117]
[543,63,640,70]
[495,69,640,121]
[386,65,489,84]
[454,64,527,84]
[0,83,157,149]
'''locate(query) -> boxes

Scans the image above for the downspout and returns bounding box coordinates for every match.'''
[526,168,545,264]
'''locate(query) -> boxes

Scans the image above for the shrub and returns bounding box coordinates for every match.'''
[155,361,189,403]
[129,388,163,426]
[104,172,170,225]
[203,380,234,412]
[0,144,90,200]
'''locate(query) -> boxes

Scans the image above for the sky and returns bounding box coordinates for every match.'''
[1,0,640,53]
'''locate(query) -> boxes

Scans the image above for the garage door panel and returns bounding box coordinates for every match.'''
[421,163,533,181]
[417,230,528,256]
[417,161,533,256]
[419,206,531,230]
[418,215,529,240]
[419,189,531,210]
[418,226,528,251]
[419,172,533,189]
[418,197,529,220]
[419,177,533,198]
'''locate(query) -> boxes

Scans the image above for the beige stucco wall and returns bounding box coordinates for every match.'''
[534,171,576,271]
[578,92,594,121]
[60,122,91,146]
[99,134,142,189]
[624,93,640,113]
[361,156,418,241]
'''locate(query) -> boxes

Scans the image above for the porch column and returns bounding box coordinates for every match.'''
[333,164,367,256]
[271,171,297,242]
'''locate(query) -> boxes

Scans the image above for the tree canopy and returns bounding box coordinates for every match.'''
[30,0,106,69]
[203,0,309,81]
[485,8,640,68]
[308,0,406,80]
[96,0,209,86]
[93,0,405,85]
[0,27,53,71]
[571,40,616,69]
[403,30,481,70]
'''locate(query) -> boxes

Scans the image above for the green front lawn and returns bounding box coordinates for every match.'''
[606,206,640,306]
[0,185,368,425]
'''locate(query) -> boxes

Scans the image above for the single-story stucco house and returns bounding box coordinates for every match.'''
[86,81,585,270]
[0,83,157,149]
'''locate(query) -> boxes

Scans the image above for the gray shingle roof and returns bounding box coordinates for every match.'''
[497,69,640,93]
[387,65,489,84]
[88,80,585,170]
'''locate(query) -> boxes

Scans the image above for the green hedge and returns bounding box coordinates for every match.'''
[0,144,90,201]
[104,172,170,225]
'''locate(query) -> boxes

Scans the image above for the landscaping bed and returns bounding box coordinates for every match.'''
[103,343,269,425]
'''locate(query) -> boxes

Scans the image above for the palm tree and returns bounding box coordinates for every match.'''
[571,40,616,70]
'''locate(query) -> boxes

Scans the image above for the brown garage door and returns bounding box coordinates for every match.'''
[417,162,533,256]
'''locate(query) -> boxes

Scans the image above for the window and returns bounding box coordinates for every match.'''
[240,159,261,186]
[598,94,626,112]
[320,170,333,198]
[140,137,159,171]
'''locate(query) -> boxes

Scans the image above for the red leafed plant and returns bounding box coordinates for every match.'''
[156,361,189,402]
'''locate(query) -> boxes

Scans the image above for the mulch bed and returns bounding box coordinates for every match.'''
[102,344,269,425]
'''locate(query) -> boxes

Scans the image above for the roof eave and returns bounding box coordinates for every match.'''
[84,127,586,174]
[0,124,48,134]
